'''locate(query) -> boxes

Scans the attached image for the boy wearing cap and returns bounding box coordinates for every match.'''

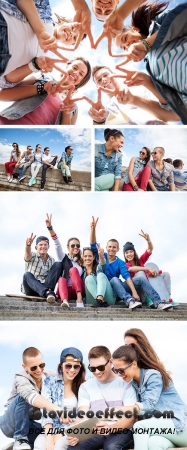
[90,217,142,309]
[67,345,135,450]
[22,233,62,303]
[0,347,59,450]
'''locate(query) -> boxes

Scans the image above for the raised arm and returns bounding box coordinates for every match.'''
[90,216,99,244]
[139,230,153,253]
[45,213,65,261]
[24,233,36,261]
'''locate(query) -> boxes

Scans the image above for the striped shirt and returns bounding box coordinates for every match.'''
[21,252,55,293]
[148,37,187,105]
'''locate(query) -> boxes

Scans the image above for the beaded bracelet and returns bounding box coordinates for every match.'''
[36,80,48,95]
[141,39,152,53]
[133,184,139,191]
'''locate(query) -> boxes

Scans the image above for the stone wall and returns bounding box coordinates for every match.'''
[0,164,91,191]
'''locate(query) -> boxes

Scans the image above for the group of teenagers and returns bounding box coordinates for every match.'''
[21,214,177,311]
[4,143,74,189]
[0,0,186,125]
[95,128,183,192]
[0,329,187,450]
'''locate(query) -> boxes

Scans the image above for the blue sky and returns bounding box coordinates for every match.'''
[0,127,91,171]
[0,0,185,125]
[95,127,187,168]
[0,321,187,447]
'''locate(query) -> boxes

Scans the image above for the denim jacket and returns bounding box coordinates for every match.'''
[42,374,75,429]
[59,152,74,166]
[133,368,187,433]
[1,0,53,23]
[95,143,122,179]
[124,157,146,184]
[146,4,187,124]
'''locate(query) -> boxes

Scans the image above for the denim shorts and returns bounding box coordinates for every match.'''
[0,12,11,75]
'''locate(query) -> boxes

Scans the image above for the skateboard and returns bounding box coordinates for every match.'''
[6,294,46,302]
[144,262,170,301]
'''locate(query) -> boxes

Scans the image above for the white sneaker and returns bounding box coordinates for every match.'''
[13,440,31,450]
[129,299,142,309]
[19,176,26,182]
[46,292,56,303]
[76,302,85,308]
[157,302,173,310]
[2,442,14,450]
[9,178,13,183]
[61,300,70,308]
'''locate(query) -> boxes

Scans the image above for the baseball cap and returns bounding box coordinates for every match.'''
[60,347,83,363]
[36,236,49,245]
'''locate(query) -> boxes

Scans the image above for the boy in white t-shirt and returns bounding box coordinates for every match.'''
[67,345,136,449]
[41,147,58,190]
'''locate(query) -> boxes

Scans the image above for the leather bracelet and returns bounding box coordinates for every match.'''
[133,184,139,191]
[32,57,41,70]
[28,60,40,73]
[47,226,53,230]
[93,120,106,125]
[141,39,152,53]
[36,80,47,95]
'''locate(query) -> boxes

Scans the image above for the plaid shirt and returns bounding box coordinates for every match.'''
[21,252,55,293]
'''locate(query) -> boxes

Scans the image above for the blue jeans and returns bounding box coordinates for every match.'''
[110,277,133,306]
[123,276,161,307]
[67,429,134,449]
[155,185,169,191]
[0,395,41,445]
[0,11,11,75]
[17,164,31,179]
[41,157,57,188]
[23,262,62,297]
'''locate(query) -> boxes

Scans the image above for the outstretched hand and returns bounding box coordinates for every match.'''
[90,216,99,229]
[26,233,36,246]
[46,213,52,228]
[37,30,69,60]
[73,4,94,48]
[59,87,85,114]
[139,230,150,242]
[36,56,68,73]
[82,90,107,123]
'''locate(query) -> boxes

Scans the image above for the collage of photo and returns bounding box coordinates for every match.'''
[0,1,187,450]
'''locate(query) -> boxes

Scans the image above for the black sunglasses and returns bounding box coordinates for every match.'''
[70,244,80,248]
[139,151,146,156]
[27,363,45,372]
[152,151,158,155]
[88,360,109,372]
[64,363,81,370]
[112,362,132,375]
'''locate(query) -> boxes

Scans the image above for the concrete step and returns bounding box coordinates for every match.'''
[0,296,186,321]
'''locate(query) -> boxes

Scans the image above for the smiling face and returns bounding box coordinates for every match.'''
[89,356,113,382]
[124,249,135,263]
[94,67,114,90]
[152,147,164,162]
[91,0,120,21]
[83,249,95,267]
[68,238,81,257]
[110,135,124,152]
[66,60,88,86]
[139,148,148,161]
[57,22,80,46]
[115,28,142,50]
[106,240,119,257]
[36,239,49,256]
[112,358,136,383]
[62,356,81,382]
[22,353,45,381]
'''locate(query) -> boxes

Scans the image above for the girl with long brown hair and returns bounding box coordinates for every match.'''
[112,343,187,450]
[4,142,21,182]
[122,146,151,191]
[46,214,85,309]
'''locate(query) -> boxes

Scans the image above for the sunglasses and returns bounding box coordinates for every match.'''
[139,151,146,156]
[112,362,133,375]
[152,151,158,155]
[27,363,45,372]
[64,363,81,370]
[70,244,80,248]
[88,360,109,372]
